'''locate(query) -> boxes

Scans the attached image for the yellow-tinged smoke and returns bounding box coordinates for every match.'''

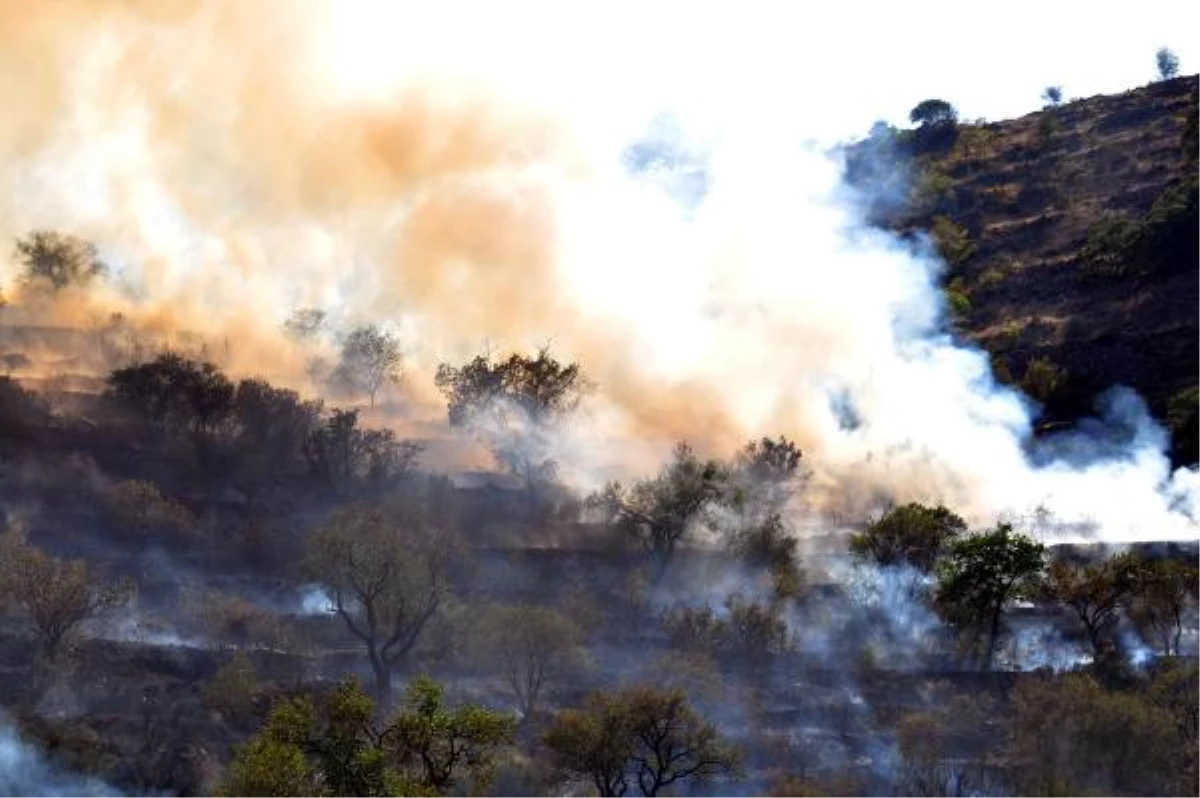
[0,0,1195,541]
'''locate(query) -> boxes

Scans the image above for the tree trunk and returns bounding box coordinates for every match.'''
[368,647,392,711]
[983,604,1003,671]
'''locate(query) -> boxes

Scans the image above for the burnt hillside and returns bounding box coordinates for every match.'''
[847,75,1199,463]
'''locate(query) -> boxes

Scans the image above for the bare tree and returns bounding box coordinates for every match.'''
[304,505,455,708]
[332,325,403,407]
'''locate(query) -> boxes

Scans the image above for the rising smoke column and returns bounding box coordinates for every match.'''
[0,0,1195,542]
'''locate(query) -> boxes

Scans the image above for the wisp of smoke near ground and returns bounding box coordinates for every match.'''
[0,0,1195,543]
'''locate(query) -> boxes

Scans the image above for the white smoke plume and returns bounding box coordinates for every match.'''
[0,723,121,797]
[0,1,1194,543]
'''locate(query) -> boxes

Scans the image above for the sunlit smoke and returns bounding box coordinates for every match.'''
[0,0,1195,542]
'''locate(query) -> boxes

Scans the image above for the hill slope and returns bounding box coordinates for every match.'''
[846,75,1199,464]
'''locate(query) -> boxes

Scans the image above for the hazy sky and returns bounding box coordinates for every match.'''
[327,0,1199,148]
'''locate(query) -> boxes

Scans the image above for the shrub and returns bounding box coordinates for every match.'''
[1182,101,1197,161]
[102,480,195,547]
[945,285,971,320]
[930,216,976,266]
[1081,178,1198,279]
[1021,357,1066,403]
[205,651,261,723]
[1081,215,1141,277]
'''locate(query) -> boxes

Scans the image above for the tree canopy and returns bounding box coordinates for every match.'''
[221,677,515,797]
[934,524,1045,670]
[14,230,105,291]
[544,685,740,797]
[909,99,958,128]
[849,502,966,574]
[591,443,729,583]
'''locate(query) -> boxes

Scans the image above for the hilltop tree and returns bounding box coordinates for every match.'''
[849,503,967,574]
[0,524,131,659]
[1042,553,1138,658]
[14,230,105,291]
[1156,47,1180,80]
[544,685,740,797]
[909,99,958,128]
[909,99,960,154]
[934,524,1045,670]
[1042,85,1064,107]
[304,505,456,708]
[333,325,403,407]
[590,443,729,584]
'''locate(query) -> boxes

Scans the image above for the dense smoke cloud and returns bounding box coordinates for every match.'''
[0,0,1195,541]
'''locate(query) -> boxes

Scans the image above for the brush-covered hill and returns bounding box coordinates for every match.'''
[845,75,1199,465]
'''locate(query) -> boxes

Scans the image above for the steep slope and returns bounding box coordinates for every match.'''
[847,75,1198,464]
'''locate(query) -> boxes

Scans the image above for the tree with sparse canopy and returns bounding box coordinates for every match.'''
[1042,85,1063,107]
[590,442,729,584]
[1156,47,1180,80]
[544,685,741,797]
[14,230,105,291]
[849,502,966,574]
[304,505,455,709]
[0,523,131,659]
[333,325,404,407]
[1042,552,1138,658]
[474,604,586,718]
[934,524,1045,670]
[221,677,515,797]
[729,435,804,513]
[1127,555,1199,656]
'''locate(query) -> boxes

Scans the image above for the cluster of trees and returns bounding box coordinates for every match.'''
[105,353,420,496]
[221,676,741,798]
[851,502,1199,670]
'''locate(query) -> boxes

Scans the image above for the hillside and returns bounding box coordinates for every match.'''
[0,77,1197,795]
[846,75,1199,463]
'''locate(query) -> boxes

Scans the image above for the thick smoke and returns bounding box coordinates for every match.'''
[0,0,1195,542]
